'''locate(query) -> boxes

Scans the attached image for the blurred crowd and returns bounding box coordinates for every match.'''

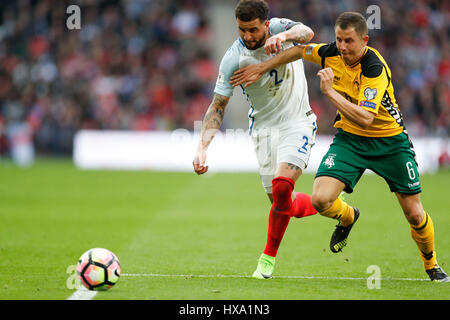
[0,0,448,156]
[0,0,215,155]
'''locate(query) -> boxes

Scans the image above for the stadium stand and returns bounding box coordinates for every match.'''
[0,0,448,156]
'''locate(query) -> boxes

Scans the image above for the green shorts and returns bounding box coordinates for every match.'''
[316,129,421,194]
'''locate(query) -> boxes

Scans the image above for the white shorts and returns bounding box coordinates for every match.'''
[251,117,317,194]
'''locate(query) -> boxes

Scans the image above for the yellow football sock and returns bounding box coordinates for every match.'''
[410,212,437,270]
[319,196,354,227]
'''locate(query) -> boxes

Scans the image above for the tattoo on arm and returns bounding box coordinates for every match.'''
[201,93,229,147]
[286,23,313,44]
[204,94,227,127]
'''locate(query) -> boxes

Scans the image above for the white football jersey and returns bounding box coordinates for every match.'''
[214,18,314,133]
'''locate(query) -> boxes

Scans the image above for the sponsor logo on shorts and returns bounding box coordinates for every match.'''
[408,181,420,188]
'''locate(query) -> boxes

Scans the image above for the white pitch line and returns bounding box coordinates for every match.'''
[122,273,429,282]
[65,273,428,300]
[66,286,98,300]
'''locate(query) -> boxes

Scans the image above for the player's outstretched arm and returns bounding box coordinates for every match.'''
[264,23,314,55]
[193,93,230,175]
[229,45,305,88]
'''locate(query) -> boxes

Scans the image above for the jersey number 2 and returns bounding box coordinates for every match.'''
[298,123,316,154]
[270,69,283,85]
[298,136,309,154]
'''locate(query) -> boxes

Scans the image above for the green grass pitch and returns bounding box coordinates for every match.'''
[0,159,449,300]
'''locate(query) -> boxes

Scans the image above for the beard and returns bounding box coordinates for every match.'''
[243,32,268,50]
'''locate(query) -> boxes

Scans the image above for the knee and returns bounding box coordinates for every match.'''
[272,177,295,210]
[311,193,334,213]
[272,177,293,199]
[405,209,425,226]
[396,193,425,225]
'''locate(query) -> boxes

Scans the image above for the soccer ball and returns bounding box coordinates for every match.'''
[76,248,121,291]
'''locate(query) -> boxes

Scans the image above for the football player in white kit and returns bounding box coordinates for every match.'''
[193,0,318,279]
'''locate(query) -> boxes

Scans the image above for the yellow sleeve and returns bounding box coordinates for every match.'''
[302,43,326,66]
[358,66,389,114]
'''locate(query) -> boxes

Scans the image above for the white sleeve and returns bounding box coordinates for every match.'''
[268,17,302,36]
[213,44,240,97]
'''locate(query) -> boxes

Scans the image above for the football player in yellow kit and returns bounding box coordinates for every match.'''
[230,12,448,282]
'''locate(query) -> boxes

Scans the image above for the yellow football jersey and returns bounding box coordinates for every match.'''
[302,42,404,137]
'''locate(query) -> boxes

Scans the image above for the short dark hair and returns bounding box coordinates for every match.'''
[335,12,368,38]
[235,0,269,22]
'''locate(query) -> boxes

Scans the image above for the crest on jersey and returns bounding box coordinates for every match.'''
[364,87,377,100]
[323,153,336,169]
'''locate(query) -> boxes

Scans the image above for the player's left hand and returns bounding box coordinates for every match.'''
[230,64,264,88]
[317,67,334,95]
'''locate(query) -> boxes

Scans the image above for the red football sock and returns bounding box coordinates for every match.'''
[291,192,318,218]
[272,176,295,214]
[263,203,291,257]
[263,177,295,257]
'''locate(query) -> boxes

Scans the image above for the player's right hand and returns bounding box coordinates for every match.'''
[193,146,208,175]
[317,67,334,95]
